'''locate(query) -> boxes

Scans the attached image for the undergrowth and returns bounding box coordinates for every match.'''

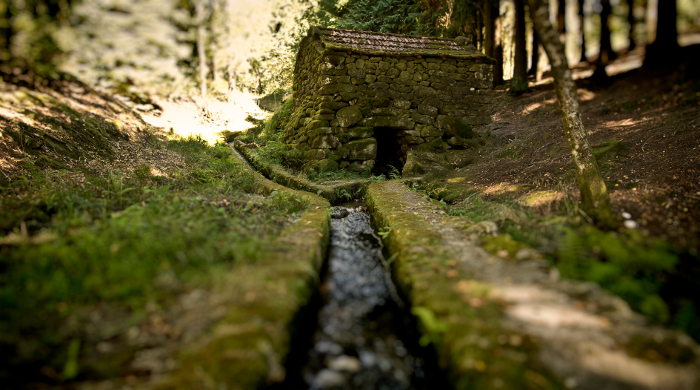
[0,135,304,383]
[413,180,700,342]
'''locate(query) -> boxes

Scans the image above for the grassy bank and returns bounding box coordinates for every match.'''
[0,135,307,386]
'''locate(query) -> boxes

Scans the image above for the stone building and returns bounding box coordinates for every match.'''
[284,26,494,173]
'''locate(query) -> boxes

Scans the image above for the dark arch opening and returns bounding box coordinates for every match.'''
[373,127,404,175]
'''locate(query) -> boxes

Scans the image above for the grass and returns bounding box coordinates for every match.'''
[0,135,306,383]
[413,180,699,341]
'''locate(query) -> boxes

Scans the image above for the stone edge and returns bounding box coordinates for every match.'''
[151,146,331,390]
[234,143,368,205]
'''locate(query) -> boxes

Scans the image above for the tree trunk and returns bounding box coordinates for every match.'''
[557,0,566,40]
[578,0,587,62]
[484,0,496,58]
[195,0,208,104]
[510,0,528,93]
[593,0,614,78]
[528,28,540,77]
[598,0,615,63]
[1,3,12,61]
[644,0,678,68]
[527,0,613,225]
[627,0,636,51]
[492,0,504,86]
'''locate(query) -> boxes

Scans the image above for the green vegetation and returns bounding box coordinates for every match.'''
[0,136,306,382]
[416,181,698,339]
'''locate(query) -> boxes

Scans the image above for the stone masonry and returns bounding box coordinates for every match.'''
[284,26,495,172]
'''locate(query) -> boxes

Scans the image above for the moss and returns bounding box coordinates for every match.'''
[417,138,450,153]
[366,181,563,389]
[33,155,67,169]
[592,140,629,162]
[481,234,531,260]
[153,147,333,390]
[625,334,696,364]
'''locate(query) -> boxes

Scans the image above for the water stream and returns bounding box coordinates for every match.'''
[299,206,442,390]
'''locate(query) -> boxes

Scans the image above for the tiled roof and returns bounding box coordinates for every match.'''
[311,27,488,59]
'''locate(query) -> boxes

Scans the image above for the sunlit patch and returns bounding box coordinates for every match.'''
[521,102,542,116]
[521,190,562,207]
[141,93,269,145]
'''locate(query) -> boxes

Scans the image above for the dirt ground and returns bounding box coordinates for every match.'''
[449,53,700,249]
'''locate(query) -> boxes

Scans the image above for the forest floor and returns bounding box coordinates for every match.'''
[0,70,308,388]
[413,53,700,342]
[1,50,699,388]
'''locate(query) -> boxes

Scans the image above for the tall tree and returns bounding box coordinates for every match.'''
[494,5,504,85]
[529,28,540,77]
[593,0,614,78]
[510,0,528,93]
[483,0,497,59]
[557,0,566,40]
[526,0,613,224]
[578,0,587,62]
[195,0,208,103]
[644,0,678,68]
[626,0,636,51]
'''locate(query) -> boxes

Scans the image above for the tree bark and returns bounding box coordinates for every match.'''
[492,0,505,86]
[557,0,566,40]
[528,28,540,77]
[527,0,613,225]
[195,0,208,104]
[627,0,636,51]
[593,0,614,78]
[484,0,496,58]
[644,0,678,68]
[578,0,587,62]
[510,0,528,93]
[1,3,12,61]
[598,0,615,63]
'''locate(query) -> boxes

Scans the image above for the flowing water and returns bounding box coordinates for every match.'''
[299,207,441,390]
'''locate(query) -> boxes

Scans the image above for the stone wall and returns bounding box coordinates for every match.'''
[285,37,494,172]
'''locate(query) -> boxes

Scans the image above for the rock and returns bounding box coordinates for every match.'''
[344,139,377,160]
[336,106,363,128]
[319,83,357,95]
[438,115,474,138]
[313,369,346,388]
[311,135,340,149]
[413,85,437,97]
[416,138,450,153]
[347,127,374,140]
[418,104,438,118]
[402,151,425,177]
[465,221,499,236]
[358,116,414,129]
[307,119,330,130]
[420,125,442,138]
[348,159,375,172]
[327,355,362,372]
[515,248,541,261]
[393,100,411,109]
[331,209,350,219]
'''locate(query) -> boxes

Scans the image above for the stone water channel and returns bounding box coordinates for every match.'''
[297,206,444,390]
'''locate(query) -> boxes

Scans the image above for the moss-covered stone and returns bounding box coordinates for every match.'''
[438,115,474,139]
[336,105,363,127]
[416,138,450,153]
[343,138,377,160]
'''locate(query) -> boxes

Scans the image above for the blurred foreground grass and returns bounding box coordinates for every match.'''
[0,135,306,384]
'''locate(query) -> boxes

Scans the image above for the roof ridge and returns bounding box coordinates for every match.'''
[314,26,460,42]
[308,26,492,61]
